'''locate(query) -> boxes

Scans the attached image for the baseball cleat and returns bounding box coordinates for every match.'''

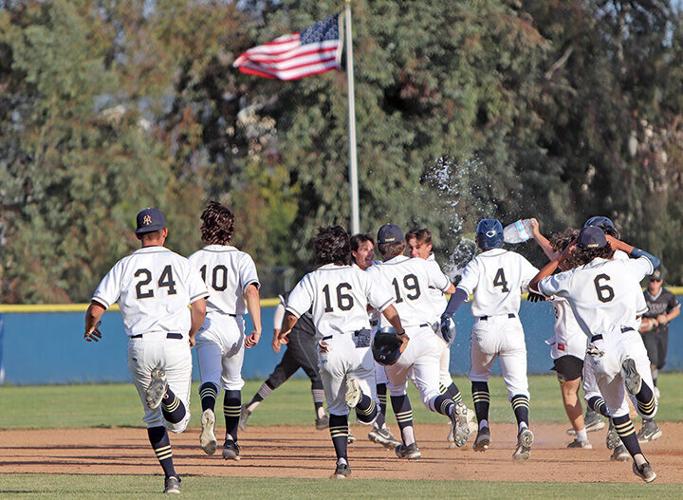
[163,475,181,494]
[637,420,663,443]
[238,405,251,431]
[368,424,401,449]
[449,401,471,448]
[512,428,534,461]
[566,410,605,435]
[222,439,241,461]
[473,426,491,452]
[622,358,642,396]
[199,409,217,455]
[633,461,657,483]
[331,460,351,479]
[606,422,621,450]
[395,442,421,460]
[146,368,168,410]
[345,377,362,409]
[567,438,592,449]
[316,414,330,430]
[611,444,630,462]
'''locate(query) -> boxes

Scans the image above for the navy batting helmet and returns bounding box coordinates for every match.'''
[372,328,403,366]
[476,218,504,250]
[583,216,619,238]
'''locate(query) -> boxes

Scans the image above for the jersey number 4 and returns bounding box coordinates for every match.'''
[493,268,510,292]
[134,266,177,299]
[322,283,354,312]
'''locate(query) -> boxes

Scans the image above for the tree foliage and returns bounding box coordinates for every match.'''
[0,0,681,302]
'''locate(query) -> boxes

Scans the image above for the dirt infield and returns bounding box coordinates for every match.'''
[1,422,682,483]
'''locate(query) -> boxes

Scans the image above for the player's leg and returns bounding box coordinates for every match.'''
[439,343,464,404]
[220,319,247,461]
[469,326,495,451]
[241,347,299,429]
[128,336,181,492]
[599,373,656,482]
[554,356,590,448]
[291,331,328,427]
[366,362,400,448]
[385,352,420,458]
[196,335,223,455]
[499,322,533,460]
[319,336,353,478]
[349,348,378,426]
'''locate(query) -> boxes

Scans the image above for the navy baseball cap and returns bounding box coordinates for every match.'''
[135,207,166,235]
[577,226,607,249]
[377,224,403,245]
[650,268,664,281]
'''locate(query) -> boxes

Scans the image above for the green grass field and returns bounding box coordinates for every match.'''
[1,373,682,429]
[1,374,682,498]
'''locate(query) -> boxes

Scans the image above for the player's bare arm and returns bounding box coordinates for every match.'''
[381,304,409,352]
[530,218,558,260]
[244,283,262,348]
[278,311,299,346]
[189,298,207,347]
[84,301,106,342]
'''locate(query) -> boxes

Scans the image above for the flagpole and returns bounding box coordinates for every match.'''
[345,0,360,235]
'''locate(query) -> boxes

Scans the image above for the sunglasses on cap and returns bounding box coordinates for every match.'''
[649,277,662,282]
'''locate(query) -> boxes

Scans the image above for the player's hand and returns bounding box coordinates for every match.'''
[527,292,546,303]
[656,314,668,325]
[278,329,291,346]
[84,322,102,342]
[530,218,541,237]
[398,332,409,353]
[272,329,282,353]
[319,339,330,353]
[245,330,261,349]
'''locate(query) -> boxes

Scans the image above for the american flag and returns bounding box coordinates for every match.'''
[233,14,343,80]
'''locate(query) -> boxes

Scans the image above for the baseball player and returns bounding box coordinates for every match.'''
[530,226,660,482]
[406,227,471,447]
[351,233,400,449]
[278,225,406,479]
[84,207,208,494]
[582,216,648,460]
[637,267,679,441]
[368,223,470,460]
[240,290,328,431]
[440,218,538,460]
[188,201,262,461]
[529,221,593,448]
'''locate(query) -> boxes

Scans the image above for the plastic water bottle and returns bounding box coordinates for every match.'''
[503,219,534,244]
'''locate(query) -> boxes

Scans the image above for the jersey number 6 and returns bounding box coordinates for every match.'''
[593,274,614,303]
[134,266,177,299]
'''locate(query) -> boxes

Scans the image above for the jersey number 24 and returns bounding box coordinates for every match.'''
[134,266,177,299]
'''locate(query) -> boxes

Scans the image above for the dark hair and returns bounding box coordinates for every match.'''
[314,226,351,266]
[549,228,578,253]
[563,245,615,268]
[350,233,374,252]
[200,201,235,245]
[137,229,164,242]
[379,241,406,260]
[405,228,432,245]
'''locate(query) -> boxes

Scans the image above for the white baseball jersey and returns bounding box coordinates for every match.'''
[426,254,448,320]
[537,256,654,337]
[92,246,209,337]
[614,249,648,317]
[286,264,395,337]
[366,255,451,328]
[457,248,538,317]
[549,297,587,359]
[188,244,259,316]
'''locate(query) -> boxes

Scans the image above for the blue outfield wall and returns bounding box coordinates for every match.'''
[1,301,683,385]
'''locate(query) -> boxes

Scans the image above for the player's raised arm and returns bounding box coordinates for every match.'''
[530,218,558,261]
[605,235,661,272]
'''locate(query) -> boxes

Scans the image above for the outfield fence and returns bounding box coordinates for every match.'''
[1,293,682,385]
